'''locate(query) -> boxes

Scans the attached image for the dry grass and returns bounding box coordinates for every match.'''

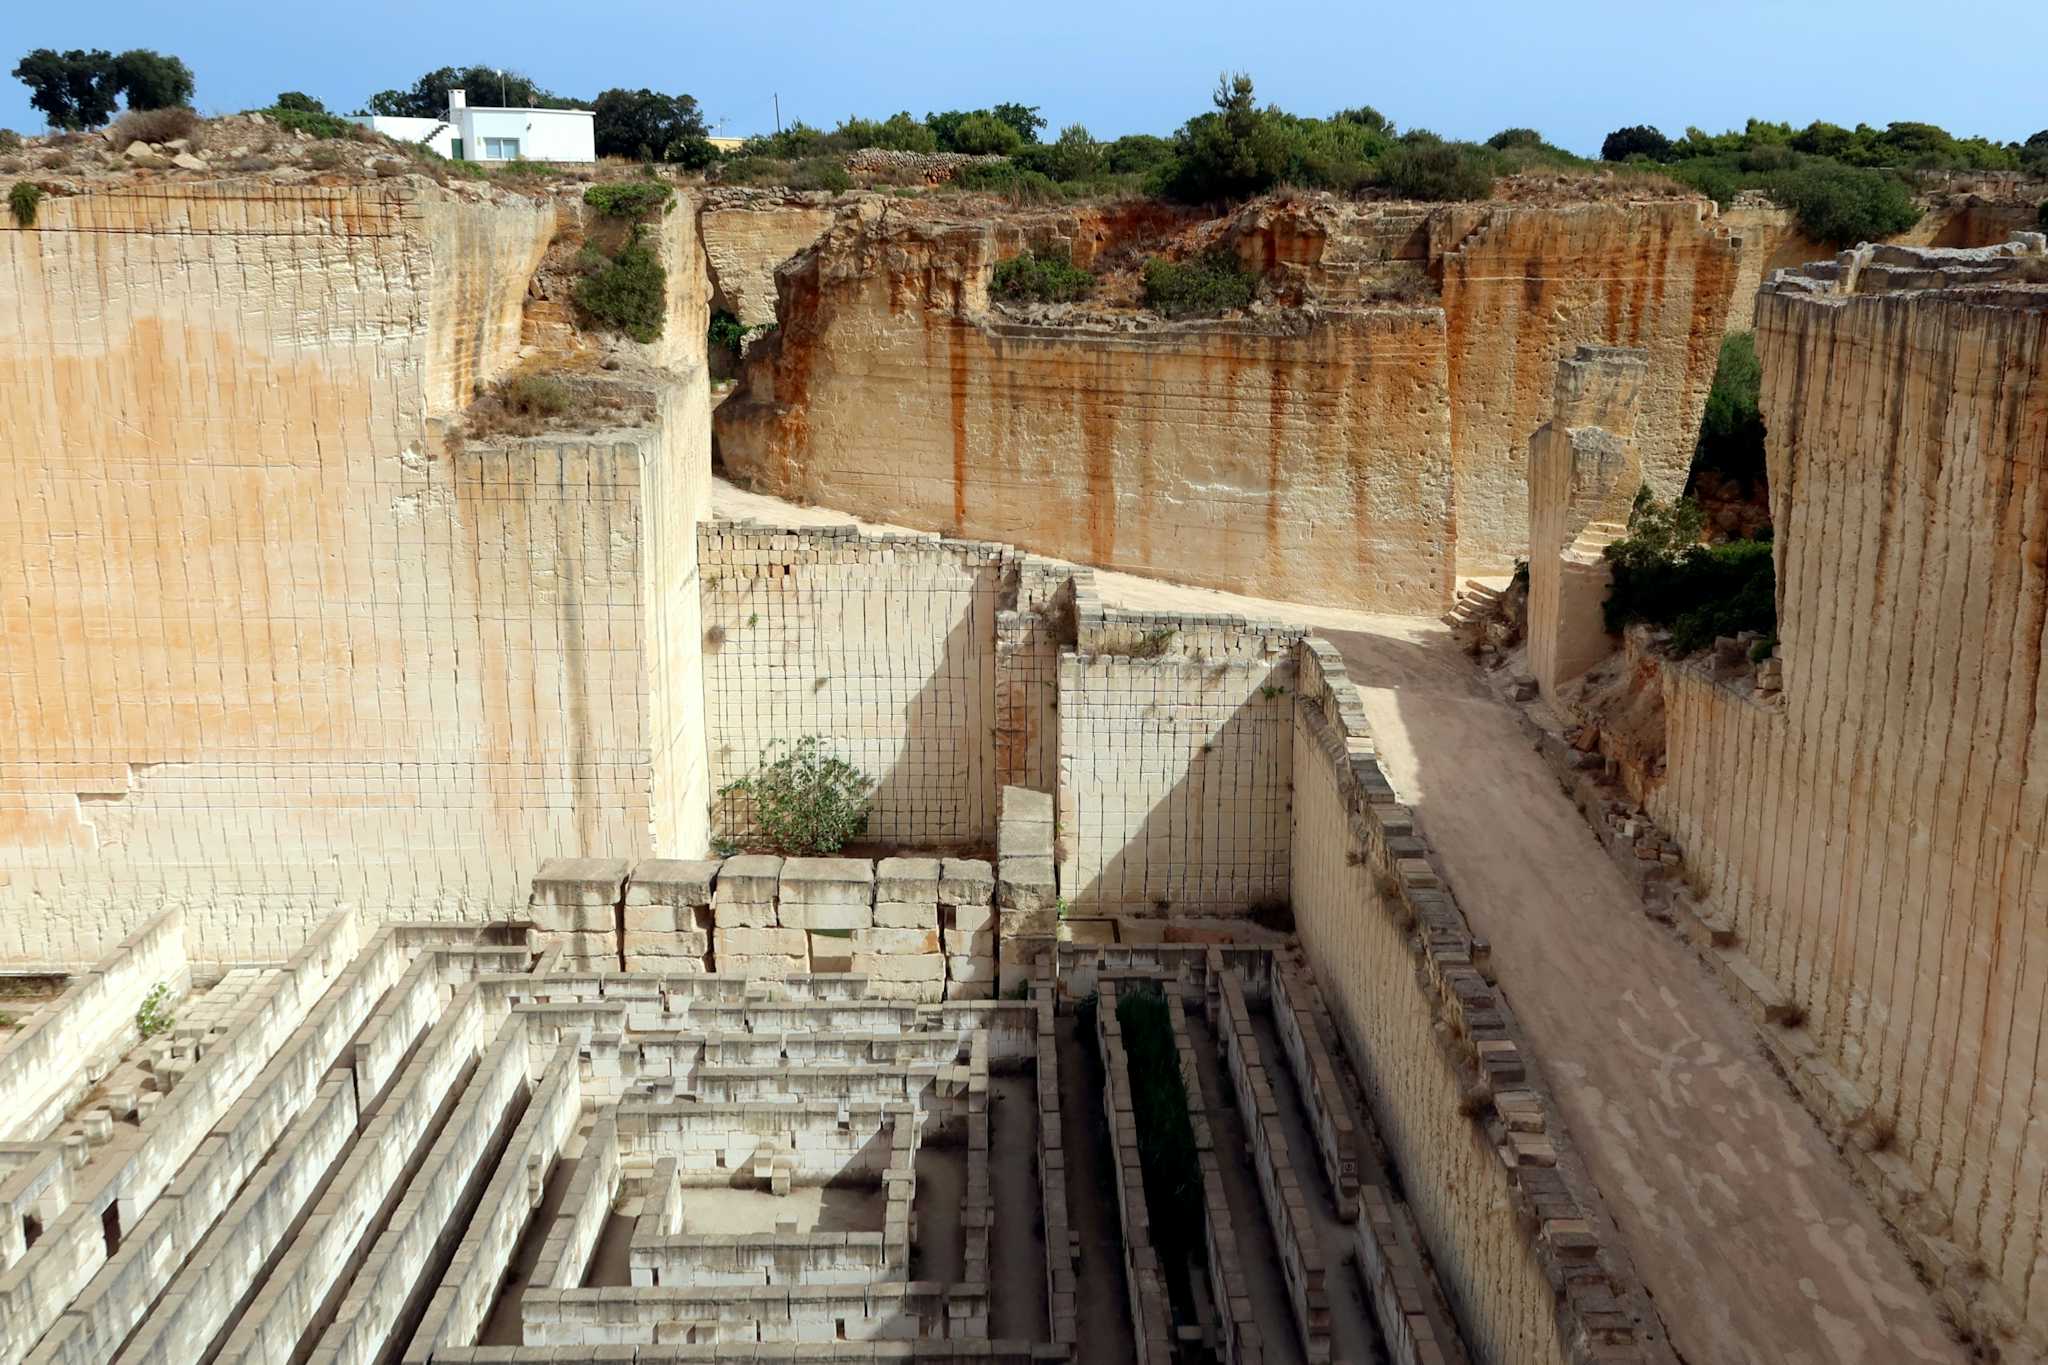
[455,372,637,448]
[108,107,202,151]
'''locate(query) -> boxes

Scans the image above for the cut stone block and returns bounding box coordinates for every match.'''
[854,926,941,955]
[1000,907,1059,938]
[778,857,875,906]
[623,929,709,956]
[624,954,710,975]
[778,899,873,931]
[623,904,679,933]
[944,927,995,956]
[720,953,807,978]
[945,977,996,1002]
[875,856,941,904]
[713,854,783,905]
[850,952,947,982]
[939,858,995,906]
[808,932,855,974]
[947,954,997,982]
[998,856,1058,910]
[949,902,997,933]
[716,926,808,958]
[713,900,778,929]
[531,857,630,907]
[1001,785,1054,822]
[532,929,620,957]
[626,858,721,906]
[874,900,940,929]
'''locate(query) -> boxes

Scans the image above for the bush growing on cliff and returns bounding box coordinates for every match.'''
[258,105,365,141]
[1767,161,1919,244]
[107,105,201,150]
[575,228,666,343]
[718,736,874,855]
[1693,332,1768,493]
[9,181,40,227]
[991,249,1093,303]
[1604,490,1776,653]
[952,160,1060,203]
[787,155,852,193]
[1142,251,1255,318]
[1379,134,1500,201]
[583,179,674,219]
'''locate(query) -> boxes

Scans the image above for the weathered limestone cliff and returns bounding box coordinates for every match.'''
[0,177,713,963]
[716,193,1747,603]
[1648,236,2048,1350]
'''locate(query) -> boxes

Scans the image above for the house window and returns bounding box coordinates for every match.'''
[481,137,520,160]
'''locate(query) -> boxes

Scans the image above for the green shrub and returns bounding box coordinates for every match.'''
[136,981,175,1038]
[1767,161,1919,244]
[834,110,935,153]
[1157,73,1292,203]
[582,179,673,219]
[1142,250,1255,318]
[259,105,361,141]
[1601,125,1675,162]
[718,736,874,855]
[1695,332,1768,491]
[1603,490,1776,653]
[951,160,1060,203]
[273,91,324,113]
[1103,133,1173,175]
[0,130,21,152]
[991,249,1093,304]
[575,229,667,343]
[1486,127,1547,151]
[503,373,573,418]
[1012,123,1104,182]
[787,155,852,193]
[708,308,774,357]
[940,111,1024,156]
[714,155,780,185]
[1378,136,1500,201]
[1114,987,1205,1320]
[9,180,40,227]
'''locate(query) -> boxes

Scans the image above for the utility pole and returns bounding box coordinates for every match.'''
[773,93,781,134]
[497,69,507,106]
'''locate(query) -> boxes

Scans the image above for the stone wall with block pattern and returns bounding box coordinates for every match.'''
[1648,239,2048,1350]
[0,182,713,965]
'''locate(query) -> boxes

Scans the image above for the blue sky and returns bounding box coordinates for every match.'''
[6,0,2043,154]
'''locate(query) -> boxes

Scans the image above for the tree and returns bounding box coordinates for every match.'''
[2026,131,2048,176]
[368,65,578,119]
[274,91,325,113]
[592,88,713,166]
[1160,73,1292,203]
[989,101,1045,144]
[12,48,119,130]
[1486,127,1547,150]
[1601,124,1674,162]
[946,110,1023,156]
[110,49,193,110]
[1333,106,1394,136]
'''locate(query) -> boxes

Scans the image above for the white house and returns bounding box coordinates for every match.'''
[353,89,595,164]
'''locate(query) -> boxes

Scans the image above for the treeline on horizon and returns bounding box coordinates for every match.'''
[11,50,2048,244]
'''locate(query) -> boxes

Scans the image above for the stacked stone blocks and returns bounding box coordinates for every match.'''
[532,852,998,1001]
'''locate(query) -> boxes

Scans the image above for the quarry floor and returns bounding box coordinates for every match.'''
[713,479,1967,1365]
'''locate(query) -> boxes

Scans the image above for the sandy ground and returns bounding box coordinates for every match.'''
[710,478,1965,1365]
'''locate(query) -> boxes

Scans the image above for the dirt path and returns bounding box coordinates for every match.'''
[708,481,1966,1365]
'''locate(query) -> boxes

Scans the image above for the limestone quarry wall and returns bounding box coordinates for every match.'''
[698,525,1008,846]
[1054,607,1297,914]
[1720,198,2044,331]
[1290,639,1656,1365]
[1433,201,1738,572]
[700,202,835,328]
[1650,261,2048,1344]
[0,182,712,964]
[718,216,1456,611]
[717,197,1743,600]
